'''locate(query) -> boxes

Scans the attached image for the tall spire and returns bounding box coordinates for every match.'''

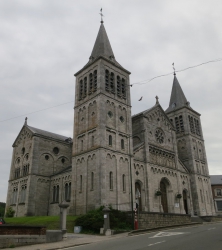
[165,74,188,113]
[90,22,115,61]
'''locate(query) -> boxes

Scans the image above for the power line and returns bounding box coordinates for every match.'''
[1,57,222,123]
[0,101,74,122]
[131,57,222,86]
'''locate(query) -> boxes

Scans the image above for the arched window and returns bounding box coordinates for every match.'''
[121,139,124,149]
[179,115,184,132]
[92,136,94,147]
[109,135,112,146]
[20,185,27,203]
[122,174,126,192]
[188,115,195,134]
[175,117,180,133]
[109,172,113,190]
[56,185,59,202]
[79,80,83,99]
[121,78,126,98]
[94,70,97,91]
[80,175,82,192]
[89,73,93,94]
[110,73,115,92]
[200,189,203,203]
[65,183,71,201]
[84,77,87,97]
[91,172,94,190]
[105,69,109,91]
[117,76,121,96]
[81,140,83,151]
[11,187,18,204]
[53,185,59,203]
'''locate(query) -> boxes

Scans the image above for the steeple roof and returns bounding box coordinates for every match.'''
[165,74,188,113]
[90,22,114,60]
[75,21,130,76]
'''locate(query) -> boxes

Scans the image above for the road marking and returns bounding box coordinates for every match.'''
[208,227,216,230]
[148,240,165,246]
[150,231,187,238]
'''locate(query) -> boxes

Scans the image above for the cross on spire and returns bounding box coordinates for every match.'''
[99,8,104,23]
[172,62,176,75]
[155,96,159,104]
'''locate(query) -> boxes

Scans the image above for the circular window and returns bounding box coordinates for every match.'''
[155,129,164,144]
[53,147,59,154]
[120,116,124,123]
[108,111,113,118]
[45,155,49,160]
[61,158,65,164]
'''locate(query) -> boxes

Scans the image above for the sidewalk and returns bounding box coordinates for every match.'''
[8,232,129,250]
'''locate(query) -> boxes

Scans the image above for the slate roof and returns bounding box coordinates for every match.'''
[75,22,130,75]
[210,175,222,185]
[165,74,188,113]
[27,125,72,142]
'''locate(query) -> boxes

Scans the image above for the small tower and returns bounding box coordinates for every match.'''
[166,73,215,215]
[71,18,133,214]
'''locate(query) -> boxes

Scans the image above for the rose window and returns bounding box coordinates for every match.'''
[155,129,164,144]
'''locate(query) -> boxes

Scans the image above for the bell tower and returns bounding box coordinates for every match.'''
[166,73,215,216]
[71,19,133,214]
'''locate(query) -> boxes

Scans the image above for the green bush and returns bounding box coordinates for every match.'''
[5,207,15,218]
[75,206,131,233]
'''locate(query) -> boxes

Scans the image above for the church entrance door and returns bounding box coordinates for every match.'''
[183,190,188,214]
[160,180,168,213]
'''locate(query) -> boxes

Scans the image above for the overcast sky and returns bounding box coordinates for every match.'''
[0,0,222,203]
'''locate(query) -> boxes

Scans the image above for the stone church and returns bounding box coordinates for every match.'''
[6,20,215,217]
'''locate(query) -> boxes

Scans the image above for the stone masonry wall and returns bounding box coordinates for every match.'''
[138,212,191,229]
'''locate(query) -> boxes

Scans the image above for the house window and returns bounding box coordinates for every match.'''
[65,183,71,201]
[216,189,222,196]
[22,164,29,176]
[20,185,27,203]
[109,172,113,190]
[216,201,222,211]
[122,174,126,192]
[121,139,125,149]
[91,172,94,190]
[109,135,112,146]
[53,185,59,203]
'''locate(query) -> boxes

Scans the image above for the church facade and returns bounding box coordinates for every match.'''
[5,20,215,217]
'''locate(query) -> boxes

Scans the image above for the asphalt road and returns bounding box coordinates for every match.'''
[63,222,222,250]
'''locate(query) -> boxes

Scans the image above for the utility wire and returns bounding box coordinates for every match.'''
[0,101,74,122]
[1,57,222,123]
[131,57,222,86]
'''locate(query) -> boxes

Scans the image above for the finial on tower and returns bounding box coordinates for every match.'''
[172,62,176,75]
[24,117,28,125]
[99,8,104,23]
[155,96,159,104]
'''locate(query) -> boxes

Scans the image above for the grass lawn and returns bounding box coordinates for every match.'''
[4,216,78,233]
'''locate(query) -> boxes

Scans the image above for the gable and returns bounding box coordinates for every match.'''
[13,125,33,147]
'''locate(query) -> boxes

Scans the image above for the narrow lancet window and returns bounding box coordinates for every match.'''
[109,172,113,190]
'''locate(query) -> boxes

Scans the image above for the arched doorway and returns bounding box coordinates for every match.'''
[135,182,142,211]
[183,190,188,214]
[160,179,168,213]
